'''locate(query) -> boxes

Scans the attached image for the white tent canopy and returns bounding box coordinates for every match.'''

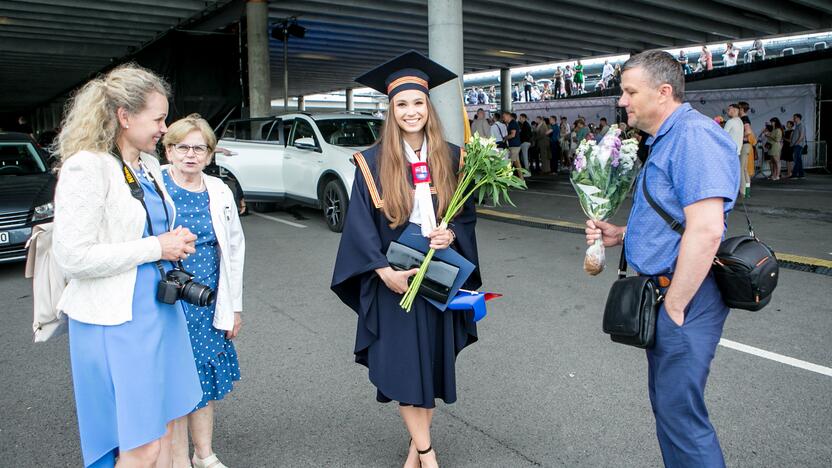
[686,84,816,142]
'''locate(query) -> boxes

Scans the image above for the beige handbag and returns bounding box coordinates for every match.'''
[25,222,68,342]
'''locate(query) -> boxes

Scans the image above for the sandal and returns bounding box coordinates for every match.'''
[417,445,436,463]
[192,453,228,468]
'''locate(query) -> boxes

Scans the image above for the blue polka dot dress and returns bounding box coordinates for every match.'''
[163,168,241,410]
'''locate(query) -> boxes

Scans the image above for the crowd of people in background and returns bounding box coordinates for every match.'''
[714,102,807,198]
[469,101,809,201]
[465,39,780,104]
[469,108,646,178]
[465,85,497,105]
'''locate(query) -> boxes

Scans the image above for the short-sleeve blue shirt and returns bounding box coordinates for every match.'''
[625,103,739,275]
[506,120,521,147]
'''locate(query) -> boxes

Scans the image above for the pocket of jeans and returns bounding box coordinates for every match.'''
[660,303,684,328]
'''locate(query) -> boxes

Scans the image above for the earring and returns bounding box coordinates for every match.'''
[124,125,129,129]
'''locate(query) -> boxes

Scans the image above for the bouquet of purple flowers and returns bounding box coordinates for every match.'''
[570,125,641,275]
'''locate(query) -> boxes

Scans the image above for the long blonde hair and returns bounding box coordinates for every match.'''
[55,63,171,160]
[379,98,455,228]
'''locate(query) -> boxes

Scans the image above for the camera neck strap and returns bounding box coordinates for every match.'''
[111,149,178,279]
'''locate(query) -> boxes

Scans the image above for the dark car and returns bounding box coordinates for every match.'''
[0,132,56,263]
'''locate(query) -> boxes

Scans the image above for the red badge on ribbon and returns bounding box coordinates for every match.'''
[410,161,431,184]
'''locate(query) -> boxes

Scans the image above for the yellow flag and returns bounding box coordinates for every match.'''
[459,80,472,144]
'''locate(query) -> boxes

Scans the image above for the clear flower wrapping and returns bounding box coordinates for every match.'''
[570,126,641,275]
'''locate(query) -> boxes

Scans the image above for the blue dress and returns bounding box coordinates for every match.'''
[163,169,240,410]
[68,167,202,468]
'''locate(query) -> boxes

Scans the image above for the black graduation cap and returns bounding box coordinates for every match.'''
[354,50,457,99]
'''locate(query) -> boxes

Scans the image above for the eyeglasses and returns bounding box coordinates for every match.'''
[171,144,209,156]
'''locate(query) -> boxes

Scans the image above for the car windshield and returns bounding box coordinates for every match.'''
[316,119,383,147]
[0,142,47,176]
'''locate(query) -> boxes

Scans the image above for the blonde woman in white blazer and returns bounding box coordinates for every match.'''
[158,114,245,468]
[52,64,202,468]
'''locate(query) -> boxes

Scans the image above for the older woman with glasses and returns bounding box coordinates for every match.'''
[157,114,245,468]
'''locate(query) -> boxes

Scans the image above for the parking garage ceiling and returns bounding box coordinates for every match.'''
[2,0,832,112]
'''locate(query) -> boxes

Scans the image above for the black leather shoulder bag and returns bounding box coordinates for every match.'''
[602,241,662,349]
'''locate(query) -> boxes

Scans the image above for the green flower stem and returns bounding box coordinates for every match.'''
[399,246,435,311]
[443,180,488,223]
[400,171,491,311]
[398,138,525,312]
[399,220,449,311]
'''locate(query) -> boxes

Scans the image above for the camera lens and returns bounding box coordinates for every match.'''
[181,281,216,307]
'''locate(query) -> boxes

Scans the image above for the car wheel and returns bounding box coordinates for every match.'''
[323,179,348,232]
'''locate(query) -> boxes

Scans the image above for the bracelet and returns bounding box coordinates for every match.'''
[449,228,456,244]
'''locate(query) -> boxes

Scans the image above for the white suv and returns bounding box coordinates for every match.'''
[214,112,382,232]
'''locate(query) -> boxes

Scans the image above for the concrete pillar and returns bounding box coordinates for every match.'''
[500,67,512,113]
[346,88,354,111]
[297,95,305,111]
[246,0,271,117]
[428,0,464,146]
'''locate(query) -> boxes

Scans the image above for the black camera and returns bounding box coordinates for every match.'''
[157,267,216,307]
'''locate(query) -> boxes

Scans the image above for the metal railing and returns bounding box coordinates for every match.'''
[803,140,828,171]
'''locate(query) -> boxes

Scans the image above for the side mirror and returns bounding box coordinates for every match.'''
[294,137,318,151]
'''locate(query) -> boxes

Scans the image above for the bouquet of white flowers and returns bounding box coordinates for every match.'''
[570,125,641,275]
[399,133,527,312]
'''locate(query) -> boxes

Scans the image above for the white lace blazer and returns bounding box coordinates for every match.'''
[53,151,174,325]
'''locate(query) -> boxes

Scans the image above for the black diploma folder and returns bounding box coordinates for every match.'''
[385,241,460,303]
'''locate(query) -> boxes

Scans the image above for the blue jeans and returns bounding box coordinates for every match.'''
[550,141,560,172]
[647,275,729,467]
[792,144,805,177]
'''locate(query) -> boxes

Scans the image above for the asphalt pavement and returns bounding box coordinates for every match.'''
[1,204,830,467]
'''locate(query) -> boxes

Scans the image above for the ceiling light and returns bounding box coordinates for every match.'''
[296,53,335,61]
[498,50,525,56]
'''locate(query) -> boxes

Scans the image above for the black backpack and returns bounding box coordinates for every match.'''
[642,173,778,311]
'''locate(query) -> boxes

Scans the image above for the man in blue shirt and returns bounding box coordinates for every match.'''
[503,111,524,180]
[549,115,561,173]
[586,50,739,467]
[790,113,807,178]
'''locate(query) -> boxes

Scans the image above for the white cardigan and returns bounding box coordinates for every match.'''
[53,151,171,325]
[162,167,245,330]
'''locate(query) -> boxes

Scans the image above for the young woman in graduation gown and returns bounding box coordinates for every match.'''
[331,51,481,468]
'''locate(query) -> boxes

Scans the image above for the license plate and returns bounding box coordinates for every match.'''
[0,232,8,245]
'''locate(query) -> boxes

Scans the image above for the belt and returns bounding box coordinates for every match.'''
[639,273,672,288]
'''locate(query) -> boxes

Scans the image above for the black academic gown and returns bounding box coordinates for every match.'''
[331,141,481,408]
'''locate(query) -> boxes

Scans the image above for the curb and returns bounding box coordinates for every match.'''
[477,208,832,277]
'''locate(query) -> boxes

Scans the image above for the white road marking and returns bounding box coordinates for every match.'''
[719,338,832,377]
[251,212,307,228]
